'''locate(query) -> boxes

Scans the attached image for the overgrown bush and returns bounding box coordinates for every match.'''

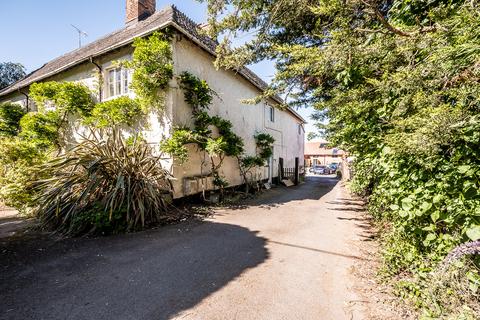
[0,137,49,213]
[33,130,174,236]
[0,102,26,136]
[29,81,94,116]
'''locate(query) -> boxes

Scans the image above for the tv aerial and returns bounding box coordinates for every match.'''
[71,24,88,48]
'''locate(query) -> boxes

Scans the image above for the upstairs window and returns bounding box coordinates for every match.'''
[269,106,275,122]
[106,67,131,98]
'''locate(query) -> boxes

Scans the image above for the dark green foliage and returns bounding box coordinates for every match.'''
[241,155,265,168]
[255,133,274,160]
[0,102,26,137]
[238,132,275,192]
[33,130,173,236]
[0,62,26,90]
[70,205,127,236]
[84,96,143,128]
[178,71,214,110]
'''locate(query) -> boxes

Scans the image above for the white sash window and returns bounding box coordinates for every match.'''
[106,67,131,98]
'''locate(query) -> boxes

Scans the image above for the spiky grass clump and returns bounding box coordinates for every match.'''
[33,130,174,236]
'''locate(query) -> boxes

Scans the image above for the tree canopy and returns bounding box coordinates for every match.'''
[0,62,26,90]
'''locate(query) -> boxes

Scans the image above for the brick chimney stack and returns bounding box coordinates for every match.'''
[126,0,156,26]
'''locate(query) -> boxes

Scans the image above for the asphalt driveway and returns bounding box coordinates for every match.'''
[0,175,371,320]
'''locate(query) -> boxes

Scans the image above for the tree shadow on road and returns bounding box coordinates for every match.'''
[0,220,269,320]
[328,200,378,242]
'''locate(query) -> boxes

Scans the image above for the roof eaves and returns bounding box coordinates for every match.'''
[0,5,306,124]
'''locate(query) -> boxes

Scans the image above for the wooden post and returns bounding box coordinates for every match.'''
[279,157,284,181]
[294,157,299,185]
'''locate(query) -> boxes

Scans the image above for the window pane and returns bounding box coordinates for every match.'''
[108,70,115,97]
[123,69,129,94]
[116,68,121,96]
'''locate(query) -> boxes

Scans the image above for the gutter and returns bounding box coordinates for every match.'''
[18,90,29,112]
[89,57,103,101]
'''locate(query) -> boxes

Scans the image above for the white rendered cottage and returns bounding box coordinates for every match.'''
[0,1,305,198]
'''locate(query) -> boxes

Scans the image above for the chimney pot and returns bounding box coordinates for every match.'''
[126,0,156,26]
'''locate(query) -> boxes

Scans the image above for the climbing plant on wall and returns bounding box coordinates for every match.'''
[238,132,275,192]
[161,72,244,190]
[83,96,143,128]
[124,31,173,110]
[161,71,274,193]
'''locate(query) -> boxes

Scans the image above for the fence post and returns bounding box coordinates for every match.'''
[279,157,284,181]
[294,157,299,185]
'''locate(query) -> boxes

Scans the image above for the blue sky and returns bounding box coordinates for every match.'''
[0,0,315,133]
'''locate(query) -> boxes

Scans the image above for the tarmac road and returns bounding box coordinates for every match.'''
[0,175,371,320]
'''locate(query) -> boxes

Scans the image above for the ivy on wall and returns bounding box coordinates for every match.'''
[124,31,174,110]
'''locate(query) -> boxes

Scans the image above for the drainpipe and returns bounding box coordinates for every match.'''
[89,57,103,101]
[18,90,29,112]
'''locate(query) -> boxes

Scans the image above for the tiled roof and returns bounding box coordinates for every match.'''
[0,5,305,123]
[304,141,345,156]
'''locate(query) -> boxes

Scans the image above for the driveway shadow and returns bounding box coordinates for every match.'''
[225,176,339,211]
[0,220,268,320]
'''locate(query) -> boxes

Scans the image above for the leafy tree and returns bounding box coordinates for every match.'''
[0,62,26,90]
[306,132,318,141]
[203,0,480,316]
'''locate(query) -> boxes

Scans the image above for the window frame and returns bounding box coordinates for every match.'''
[105,66,131,99]
[269,105,275,122]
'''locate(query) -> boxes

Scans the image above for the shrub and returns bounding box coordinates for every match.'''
[29,81,94,116]
[0,102,26,137]
[0,137,48,213]
[84,96,143,128]
[32,130,174,236]
[19,111,60,149]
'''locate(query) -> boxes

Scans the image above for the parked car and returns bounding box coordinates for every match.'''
[327,163,339,173]
[312,165,328,175]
